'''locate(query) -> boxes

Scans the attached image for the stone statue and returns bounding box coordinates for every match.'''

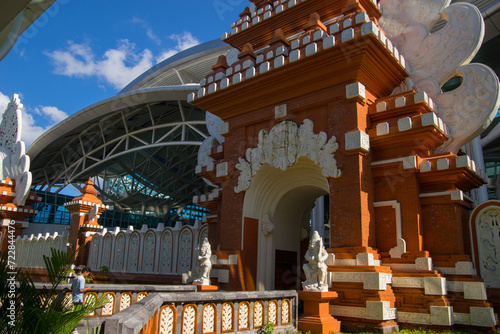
[302,230,329,292]
[0,95,32,206]
[187,237,212,285]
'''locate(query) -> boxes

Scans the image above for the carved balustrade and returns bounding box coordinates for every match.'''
[33,283,197,333]
[87,221,208,276]
[104,290,298,334]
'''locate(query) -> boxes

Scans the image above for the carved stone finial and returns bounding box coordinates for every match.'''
[0,94,32,206]
[239,6,251,18]
[249,0,272,7]
[269,28,291,47]
[303,12,327,32]
[212,55,229,71]
[302,230,329,292]
[379,0,500,153]
[82,177,97,195]
[238,43,257,60]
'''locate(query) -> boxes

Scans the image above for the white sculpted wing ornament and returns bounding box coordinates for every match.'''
[379,0,500,153]
[0,95,32,206]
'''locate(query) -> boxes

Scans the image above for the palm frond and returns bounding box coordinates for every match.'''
[0,247,107,334]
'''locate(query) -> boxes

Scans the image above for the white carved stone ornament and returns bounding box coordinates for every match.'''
[238,303,250,329]
[159,305,175,334]
[302,230,329,292]
[203,304,216,333]
[476,207,500,288]
[0,94,32,206]
[379,0,500,154]
[182,305,197,334]
[235,119,341,193]
[222,303,234,331]
[186,237,212,285]
[261,213,274,236]
[205,112,225,144]
[198,112,225,187]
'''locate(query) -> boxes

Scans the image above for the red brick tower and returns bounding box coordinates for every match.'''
[189,0,497,331]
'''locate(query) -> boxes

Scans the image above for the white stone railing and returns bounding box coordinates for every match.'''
[32,283,198,333]
[104,290,298,334]
[15,232,69,268]
[87,221,208,275]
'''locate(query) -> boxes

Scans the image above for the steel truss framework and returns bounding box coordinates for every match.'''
[29,91,214,216]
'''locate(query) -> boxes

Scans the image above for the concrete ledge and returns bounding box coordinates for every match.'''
[33,282,197,293]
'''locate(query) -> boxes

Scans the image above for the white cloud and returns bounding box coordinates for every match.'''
[46,32,200,90]
[46,40,155,90]
[131,17,162,45]
[156,32,200,63]
[0,91,68,146]
[21,110,46,146]
[0,91,9,113]
[36,106,68,124]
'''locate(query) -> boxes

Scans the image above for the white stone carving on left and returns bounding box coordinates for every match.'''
[303,230,329,292]
[197,111,225,187]
[0,94,32,206]
[379,0,500,154]
[234,119,341,193]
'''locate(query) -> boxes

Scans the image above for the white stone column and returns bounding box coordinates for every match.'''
[311,196,325,239]
[468,136,489,204]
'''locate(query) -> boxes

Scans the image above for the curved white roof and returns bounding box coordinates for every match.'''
[27,39,231,214]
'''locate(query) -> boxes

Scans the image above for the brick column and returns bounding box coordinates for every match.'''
[64,178,108,266]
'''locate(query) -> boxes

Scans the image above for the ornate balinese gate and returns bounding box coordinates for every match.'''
[190,0,500,331]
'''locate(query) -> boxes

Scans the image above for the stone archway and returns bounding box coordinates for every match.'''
[242,157,329,291]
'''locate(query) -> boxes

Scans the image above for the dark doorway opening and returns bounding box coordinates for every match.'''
[275,249,298,290]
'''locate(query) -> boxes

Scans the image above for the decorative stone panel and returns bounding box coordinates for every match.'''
[203,303,217,334]
[424,277,447,295]
[366,301,395,320]
[430,306,453,326]
[159,305,176,334]
[463,281,488,300]
[470,307,496,327]
[234,119,341,193]
[182,304,198,334]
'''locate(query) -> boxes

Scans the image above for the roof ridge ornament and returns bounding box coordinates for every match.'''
[0,94,32,206]
[379,0,500,153]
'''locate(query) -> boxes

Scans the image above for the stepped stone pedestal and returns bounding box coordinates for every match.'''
[298,290,341,334]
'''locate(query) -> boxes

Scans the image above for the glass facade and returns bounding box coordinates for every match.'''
[485,161,500,200]
[27,190,210,229]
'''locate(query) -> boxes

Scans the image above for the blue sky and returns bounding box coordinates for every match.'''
[0,0,242,146]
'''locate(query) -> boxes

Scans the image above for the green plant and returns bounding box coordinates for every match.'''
[0,249,108,334]
[86,318,104,334]
[61,267,76,284]
[258,321,275,334]
[98,265,109,273]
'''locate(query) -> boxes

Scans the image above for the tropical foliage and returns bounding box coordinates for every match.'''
[0,249,107,334]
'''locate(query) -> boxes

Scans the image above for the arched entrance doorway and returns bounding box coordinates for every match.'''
[242,157,329,291]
